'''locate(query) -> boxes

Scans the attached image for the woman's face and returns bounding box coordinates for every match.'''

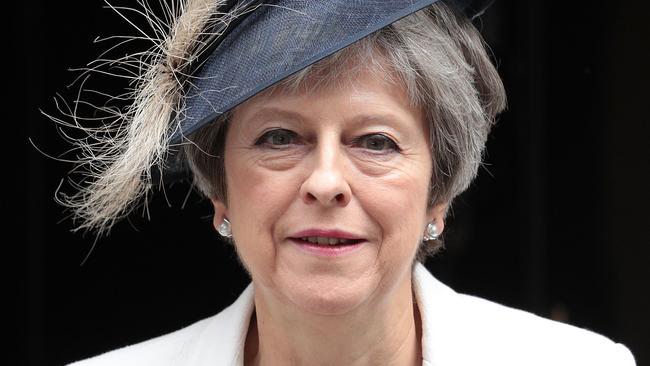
[212,65,445,315]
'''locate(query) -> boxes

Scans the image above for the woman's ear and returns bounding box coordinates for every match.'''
[210,198,228,231]
[427,202,448,235]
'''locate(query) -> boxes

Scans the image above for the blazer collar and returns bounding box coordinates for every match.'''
[412,262,459,366]
[191,284,255,365]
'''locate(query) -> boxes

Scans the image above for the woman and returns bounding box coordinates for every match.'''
[58,0,635,365]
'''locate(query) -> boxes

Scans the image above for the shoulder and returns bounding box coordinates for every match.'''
[453,293,635,365]
[67,284,254,366]
[413,263,636,366]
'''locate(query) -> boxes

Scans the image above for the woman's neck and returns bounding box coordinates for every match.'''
[244,273,421,366]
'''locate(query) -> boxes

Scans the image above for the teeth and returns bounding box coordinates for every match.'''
[300,236,353,245]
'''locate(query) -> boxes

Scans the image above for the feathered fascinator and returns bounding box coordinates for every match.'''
[47,0,495,235]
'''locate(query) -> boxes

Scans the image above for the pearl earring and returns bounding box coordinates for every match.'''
[217,218,232,238]
[423,222,439,241]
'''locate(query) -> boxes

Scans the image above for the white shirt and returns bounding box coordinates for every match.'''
[69,263,636,365]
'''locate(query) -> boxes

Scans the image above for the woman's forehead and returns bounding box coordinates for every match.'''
[233,61,413,122]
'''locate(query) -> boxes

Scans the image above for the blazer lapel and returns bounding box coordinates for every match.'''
[190,283,255,366]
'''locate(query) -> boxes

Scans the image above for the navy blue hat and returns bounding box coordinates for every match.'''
[176,0,440,144]
[175,0,493,144]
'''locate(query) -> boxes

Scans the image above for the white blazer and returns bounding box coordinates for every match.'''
[69,263,636,365]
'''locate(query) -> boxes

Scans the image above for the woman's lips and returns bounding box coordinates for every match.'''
[289,229,364,240]
[288,229,366,257]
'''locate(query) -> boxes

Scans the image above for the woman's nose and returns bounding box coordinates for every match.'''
[299,143,351,207]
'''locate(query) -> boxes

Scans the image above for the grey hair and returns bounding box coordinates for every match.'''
[185,2,506,258]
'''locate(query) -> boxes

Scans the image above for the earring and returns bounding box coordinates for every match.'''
[217,218,232,238]
[423,222,439,241]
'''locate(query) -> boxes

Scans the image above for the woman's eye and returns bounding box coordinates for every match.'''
[255,129,298,148]
[354,134,400,152]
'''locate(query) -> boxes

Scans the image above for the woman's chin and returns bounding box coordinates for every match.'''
[289,284,370,316]
[277,268,378,316]
[249,243,385,315]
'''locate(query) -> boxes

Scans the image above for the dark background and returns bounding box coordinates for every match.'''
[10,0,649,365]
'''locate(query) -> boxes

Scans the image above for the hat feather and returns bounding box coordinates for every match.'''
[47,0,230,235]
